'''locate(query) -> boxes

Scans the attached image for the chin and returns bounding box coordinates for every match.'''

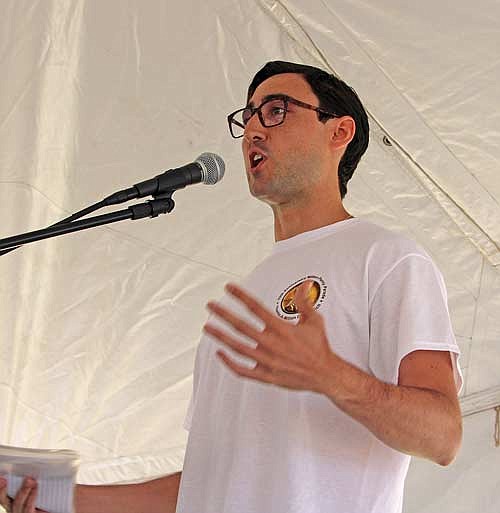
[249,187,286,207]
[248,183,271,202]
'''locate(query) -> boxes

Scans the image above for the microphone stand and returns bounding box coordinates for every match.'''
[0,193,175,253]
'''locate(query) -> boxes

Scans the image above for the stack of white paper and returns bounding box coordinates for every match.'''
[0,444,80,513]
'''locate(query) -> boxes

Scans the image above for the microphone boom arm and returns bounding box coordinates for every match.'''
[0,195,175,252]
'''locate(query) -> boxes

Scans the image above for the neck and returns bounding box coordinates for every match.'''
[271,194,353,241]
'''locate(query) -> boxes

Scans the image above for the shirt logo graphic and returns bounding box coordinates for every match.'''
[276,275,327,320]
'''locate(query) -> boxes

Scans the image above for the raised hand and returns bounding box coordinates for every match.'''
[204,281,340,393]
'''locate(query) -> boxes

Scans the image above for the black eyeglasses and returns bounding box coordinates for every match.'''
[227,94,339,138]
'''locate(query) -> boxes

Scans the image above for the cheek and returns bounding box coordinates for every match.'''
[284,145,325,182]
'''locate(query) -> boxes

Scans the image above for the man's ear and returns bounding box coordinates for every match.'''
[329,116,356,151]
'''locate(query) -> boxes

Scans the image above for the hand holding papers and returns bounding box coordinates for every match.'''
[0,445,79,513]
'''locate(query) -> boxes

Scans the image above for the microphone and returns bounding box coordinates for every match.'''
[103,152,225,206]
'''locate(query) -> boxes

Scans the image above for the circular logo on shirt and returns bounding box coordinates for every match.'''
[276,276,327,320]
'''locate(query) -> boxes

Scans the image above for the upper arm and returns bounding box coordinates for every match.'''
[369,254,462,389]
[398,349,460,408]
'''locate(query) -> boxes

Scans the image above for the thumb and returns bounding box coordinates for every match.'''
[295,280,316,323]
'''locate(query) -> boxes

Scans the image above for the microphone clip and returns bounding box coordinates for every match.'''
[128,191,175,220]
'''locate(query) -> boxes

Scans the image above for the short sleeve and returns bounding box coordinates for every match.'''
[368,255,463,393]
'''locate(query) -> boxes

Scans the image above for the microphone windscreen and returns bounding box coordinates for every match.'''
[196,153,225,185]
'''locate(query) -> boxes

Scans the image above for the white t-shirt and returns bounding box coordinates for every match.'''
[176,218,462,513]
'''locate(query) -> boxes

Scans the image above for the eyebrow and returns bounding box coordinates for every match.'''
[247,93,288,109]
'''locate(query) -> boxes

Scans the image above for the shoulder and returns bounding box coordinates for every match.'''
[353,218,431,264]
[351,220,445,297]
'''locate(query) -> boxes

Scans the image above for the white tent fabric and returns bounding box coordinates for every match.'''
[1,1,499,511]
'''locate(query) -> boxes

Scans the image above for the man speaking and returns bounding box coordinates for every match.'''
[1,61,462,513]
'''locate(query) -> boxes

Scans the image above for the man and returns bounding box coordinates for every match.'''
[175,61,463,513]
[1,61,462,513]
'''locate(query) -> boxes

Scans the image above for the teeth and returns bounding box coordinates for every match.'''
[252,153,264,166]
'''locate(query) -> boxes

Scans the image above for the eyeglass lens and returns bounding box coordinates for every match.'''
[231,98,286,137]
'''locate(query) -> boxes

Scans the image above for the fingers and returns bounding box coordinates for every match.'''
[206,301,265,343]
[0,475,8,507]
[11,477,38,513]
[203,322,275,369]
[216,350,275,384]
[23,479,38,513]
[223,284,284,333]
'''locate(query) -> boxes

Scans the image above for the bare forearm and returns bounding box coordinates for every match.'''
[74,472,182,513]
[323,355,462,465]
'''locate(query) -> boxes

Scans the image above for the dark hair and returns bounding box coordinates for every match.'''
[247,61,369,199]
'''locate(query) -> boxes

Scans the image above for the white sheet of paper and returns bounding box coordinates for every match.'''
[0,445,79,513]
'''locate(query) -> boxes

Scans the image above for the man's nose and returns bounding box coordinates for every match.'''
[243,113,267,142]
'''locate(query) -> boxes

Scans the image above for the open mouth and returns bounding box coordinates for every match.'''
[249,151,267,171]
